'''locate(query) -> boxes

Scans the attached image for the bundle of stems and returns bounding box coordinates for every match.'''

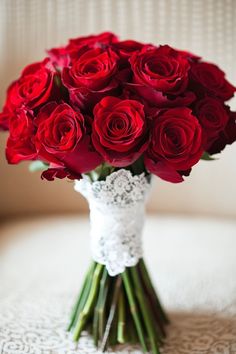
[67,259,169,354]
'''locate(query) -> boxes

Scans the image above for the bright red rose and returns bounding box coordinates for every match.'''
[5,59,54,111]
[35,102,102,176]
[92,97,148,166]
[190,62,236,101]
[194,97,229,149]
[207,111,236,155]
[62,47,119,110]
[145,107,203,183]
[130,45,190,102]
[6,108,37,163]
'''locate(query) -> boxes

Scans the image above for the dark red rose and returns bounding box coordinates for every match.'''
[112,40,145,60]
[190,62,236,101]
[125,82,196,109]
[62,47,119,110]
[92,97,148,166]
[70,31,118,45]
[177,49,201,61]
[67,31,118,53]
[35,102,102,175]
[0,106,12,131]
[130,45,190,102]
[145,107,203,183]
[6,108,37,163]
[41,166,80,181]
[194,97,229,149]
[5,59,54,111]
[63,47,118,90]
[48,32,119,68]
[207,111,236,154]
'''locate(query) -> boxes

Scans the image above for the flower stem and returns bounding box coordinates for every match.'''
[70,259,168,354]
[138,262,166,338]
[73,263,104,341]
[139,259,169,324]
[98,274,110,341]
[130,266,161,354]
[93,266,109,346]
[100,276,122,352]
[122,269,148,353]
[67,261,95,331]
[117,285,126,344]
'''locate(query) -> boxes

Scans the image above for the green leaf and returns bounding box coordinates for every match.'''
[29,161,49,172]
[201,152,217,161]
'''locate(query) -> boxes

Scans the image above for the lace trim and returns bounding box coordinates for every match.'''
[74,169,151,276]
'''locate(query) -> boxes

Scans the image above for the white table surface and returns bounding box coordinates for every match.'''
[0,215,236,354]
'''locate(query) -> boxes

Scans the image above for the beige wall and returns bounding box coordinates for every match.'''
[1,0,236,218]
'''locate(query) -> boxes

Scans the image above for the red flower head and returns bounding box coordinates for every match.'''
[92,97,149,167]
[6,59,55,111]
[194,97,229,150]
[62,47,119,111]
[145,107,203,183]
[35,102,102,176]
[6,108,37,163]
[130,45,190,103]
[190,62,236,101]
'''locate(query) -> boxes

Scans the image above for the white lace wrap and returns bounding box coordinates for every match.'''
[74,169,150,276]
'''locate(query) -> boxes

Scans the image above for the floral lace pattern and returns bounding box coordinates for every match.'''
[74,170,151,276]
[0,295,235,354]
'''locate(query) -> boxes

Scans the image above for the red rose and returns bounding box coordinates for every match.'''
[190,62,236,101]
[47,47,70,69]
[0,82,21,129]
[130,45,190,104]
[35,102,102,176]
[67,31,118,57]
[0,106,11,131]
[124,83,196,110]
[48,32,118,68]
[207,111,236,154]
[112,40,145,60]
[92,97,148,166]
[41,167,80,181]
[6,108,37,163]
[62,47,119,110]
[6,59,54,111]
[194,97,229,149]
[177,49,201,62]
[145,107,203,183]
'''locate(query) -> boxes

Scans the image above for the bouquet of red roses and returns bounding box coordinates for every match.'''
[1,32,235,354]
